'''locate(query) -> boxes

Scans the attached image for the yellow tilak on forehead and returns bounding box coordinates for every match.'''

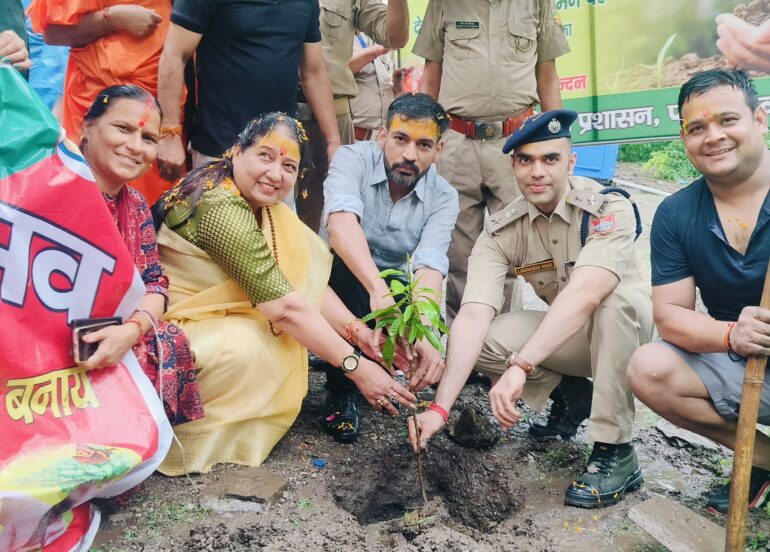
[258,130,301,161]
[390,117,440,140]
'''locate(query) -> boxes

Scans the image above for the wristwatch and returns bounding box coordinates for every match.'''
[507,352,535,375]
[340,347,362,373]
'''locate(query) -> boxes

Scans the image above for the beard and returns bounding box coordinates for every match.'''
[384,155,427,188]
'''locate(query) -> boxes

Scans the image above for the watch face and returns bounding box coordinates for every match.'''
[342,355,358,372]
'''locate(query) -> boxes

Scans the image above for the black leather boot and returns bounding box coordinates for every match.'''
[529,375,592,442]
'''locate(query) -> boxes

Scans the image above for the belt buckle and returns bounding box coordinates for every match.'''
[474,120,503,141]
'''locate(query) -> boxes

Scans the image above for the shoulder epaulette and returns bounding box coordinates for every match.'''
[565,188,610,217]
[484,196,528,234]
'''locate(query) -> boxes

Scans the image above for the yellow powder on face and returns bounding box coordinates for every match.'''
[389,117,440,141]
[257,130,300,161]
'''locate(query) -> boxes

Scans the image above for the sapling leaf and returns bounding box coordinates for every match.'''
[437,320,449,334]
[389,280,406,295]
[424,330,444,353]
[416,287,436,295]
[382,337,395,367]
[378,268,404,278]
[409,323,419,342]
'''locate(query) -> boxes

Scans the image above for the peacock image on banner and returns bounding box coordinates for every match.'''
[0,66,172,552]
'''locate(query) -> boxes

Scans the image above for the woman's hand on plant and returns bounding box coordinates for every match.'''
[80,324,141,371]
[109,5,163,39]
[407,339,445,392]
[488,365,526,430]
[347,357,415,416]
[407,410,445,452]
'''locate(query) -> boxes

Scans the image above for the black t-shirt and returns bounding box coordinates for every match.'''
[172,0,321,157]
[650,176,770,321]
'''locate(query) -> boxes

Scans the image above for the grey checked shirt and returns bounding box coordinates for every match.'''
[321,140,459,275]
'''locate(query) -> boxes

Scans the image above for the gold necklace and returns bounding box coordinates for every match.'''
[265,206,283,337]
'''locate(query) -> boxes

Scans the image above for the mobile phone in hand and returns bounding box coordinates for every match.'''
[71,317,122,364]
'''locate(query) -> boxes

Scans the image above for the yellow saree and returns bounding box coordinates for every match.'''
[156,202,331,475]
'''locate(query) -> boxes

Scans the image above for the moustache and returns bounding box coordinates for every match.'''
[391,161,419,173]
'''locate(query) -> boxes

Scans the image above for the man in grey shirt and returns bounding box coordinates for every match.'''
[320,92,459,442]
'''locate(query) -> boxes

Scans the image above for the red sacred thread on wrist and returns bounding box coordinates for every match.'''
[724,322,736,353]
[344,317,360,344]
[124,319,142,341]
[102,7,112,33]
[428,403,449,423]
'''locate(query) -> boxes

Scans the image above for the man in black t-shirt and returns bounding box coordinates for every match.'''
[156,0,341,183]
[628,69,770,514]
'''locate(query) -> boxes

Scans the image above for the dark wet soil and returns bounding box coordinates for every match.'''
[92,167,770,551]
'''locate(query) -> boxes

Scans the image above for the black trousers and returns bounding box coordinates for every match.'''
[323,256,404,393]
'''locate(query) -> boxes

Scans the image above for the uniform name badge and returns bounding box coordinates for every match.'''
[514,259,556,277]
[456,21,480,29]
[590,214,616,235]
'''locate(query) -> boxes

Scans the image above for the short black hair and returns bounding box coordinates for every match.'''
[677,69,759,124]
[385,92,451,136]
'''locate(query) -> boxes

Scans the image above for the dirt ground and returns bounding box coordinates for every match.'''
[91,163,770,551]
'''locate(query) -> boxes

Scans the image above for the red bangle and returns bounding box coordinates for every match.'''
[428,403,449,423]
[724,322,736,352]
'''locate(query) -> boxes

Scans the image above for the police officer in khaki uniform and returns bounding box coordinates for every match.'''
[296,0,409,231]
[349,32,395,141]
[414,0,570,323]
[408,111,655,508]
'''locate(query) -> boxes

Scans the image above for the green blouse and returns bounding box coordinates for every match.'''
[164,187,293,305]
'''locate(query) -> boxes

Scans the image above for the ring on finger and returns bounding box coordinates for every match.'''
[376,398,385,406]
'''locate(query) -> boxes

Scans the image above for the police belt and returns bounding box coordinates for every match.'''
[295,97,351,122]
[354,127,374,141]
[449,106,535,140]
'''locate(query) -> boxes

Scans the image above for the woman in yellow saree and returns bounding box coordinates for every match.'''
[153,113,416,475]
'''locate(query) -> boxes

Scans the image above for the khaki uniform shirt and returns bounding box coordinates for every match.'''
[350,33,395,130]
[462,177,649,312]
[319,0,392,98]
[413,0,570,119]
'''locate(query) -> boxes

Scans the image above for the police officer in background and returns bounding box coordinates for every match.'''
[295,0,409,231]
[408,110,655,508]
[349,31,395,141]
[414,0,570,324]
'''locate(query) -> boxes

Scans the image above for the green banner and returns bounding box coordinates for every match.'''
[402,0,770,144]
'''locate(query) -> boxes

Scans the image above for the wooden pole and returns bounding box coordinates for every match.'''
[726,259,770,551]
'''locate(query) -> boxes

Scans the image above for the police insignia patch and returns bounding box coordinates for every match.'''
[590,214,616,235]
[548,118,561,134]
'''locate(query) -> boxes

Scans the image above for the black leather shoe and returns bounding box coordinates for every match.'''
[706,466,770,514]
[529,375,592,442]
[565,442,643,508]
[321,390,360,443]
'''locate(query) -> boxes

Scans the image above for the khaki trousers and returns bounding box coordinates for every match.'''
[437,130,522,322]
[296,112,355,233]
[474,287,655,444]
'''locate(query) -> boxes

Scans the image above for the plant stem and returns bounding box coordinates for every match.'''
[405,345,427,504]
[410,404,428,505]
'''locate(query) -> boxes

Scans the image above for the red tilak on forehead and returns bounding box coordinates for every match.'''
[139,95,153,128]
[279,147,286,156]
[702,109,712,118]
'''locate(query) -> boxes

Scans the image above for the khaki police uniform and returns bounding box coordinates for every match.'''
[297,0,396,231]
[462,176,654,444]
[350,32,395,140]
[413,0,570,321]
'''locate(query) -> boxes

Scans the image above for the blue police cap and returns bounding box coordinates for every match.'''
[502,109,578,154]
